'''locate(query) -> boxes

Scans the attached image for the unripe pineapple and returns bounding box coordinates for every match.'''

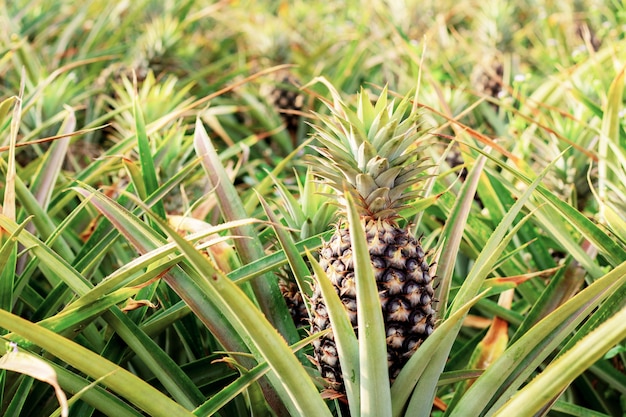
[308,84,436,391]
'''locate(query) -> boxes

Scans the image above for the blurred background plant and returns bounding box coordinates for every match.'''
[0,0,625,416]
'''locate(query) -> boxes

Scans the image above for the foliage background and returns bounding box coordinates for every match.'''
[0,0,625,416]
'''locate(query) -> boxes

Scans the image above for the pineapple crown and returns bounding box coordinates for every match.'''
[308,78,431,220]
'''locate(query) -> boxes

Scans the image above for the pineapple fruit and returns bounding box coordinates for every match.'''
[308,84,436,391]
[265,70,305,137]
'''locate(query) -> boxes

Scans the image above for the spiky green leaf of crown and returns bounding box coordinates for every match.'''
[309,80,431,220]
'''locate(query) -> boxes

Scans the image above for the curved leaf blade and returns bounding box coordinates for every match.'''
[493,304,626,416]
[345,190,392,417]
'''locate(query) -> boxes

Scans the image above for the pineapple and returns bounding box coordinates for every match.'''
[469,0,522,107]
[308,84,436,391]
[265,71,305,138]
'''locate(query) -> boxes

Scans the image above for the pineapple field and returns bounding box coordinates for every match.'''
[1,1,626,416]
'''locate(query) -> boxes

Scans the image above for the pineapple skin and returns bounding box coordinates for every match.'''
[311,218,435,388]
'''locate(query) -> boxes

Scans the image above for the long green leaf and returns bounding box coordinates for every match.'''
[449,153,555,315]
[69,187,275,410]
[0,96,16,130]
[194,332,319,417]
[4,376,34,417]
[139,198,333,417]
[436,152,487,317]
[70,219,254,310]
[0,211,205,408]
[29,108,74,211]
[0,157,75,263]
[194,361,270,417]
[411,150,561,417]
[410,211,536,417]
[391,291,488,417]
[0,310,195,417]
[450,260,626,416]
[0,214,92,294]
[3,72,21,221]
[102,308,204,408]
[17,287,138,343]
[344,190,392,417]
[0,79,21,312]
[478,148,626,268]
[193,118,299,346]
[228,233,329,285]
[307,249,361,416]
[597,66,625,219]
[134,98,166,221]
[493,304,626,416]
[511,257,585,344]
[0,219,19,317]
[260,196,312,311]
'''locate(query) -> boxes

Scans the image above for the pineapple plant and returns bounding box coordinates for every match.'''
[308,82,436,391]
[273,168,337,327]
[468,0,521,106]
[467,0,531,110]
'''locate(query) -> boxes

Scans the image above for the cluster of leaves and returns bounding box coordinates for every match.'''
[0,0,625,416]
